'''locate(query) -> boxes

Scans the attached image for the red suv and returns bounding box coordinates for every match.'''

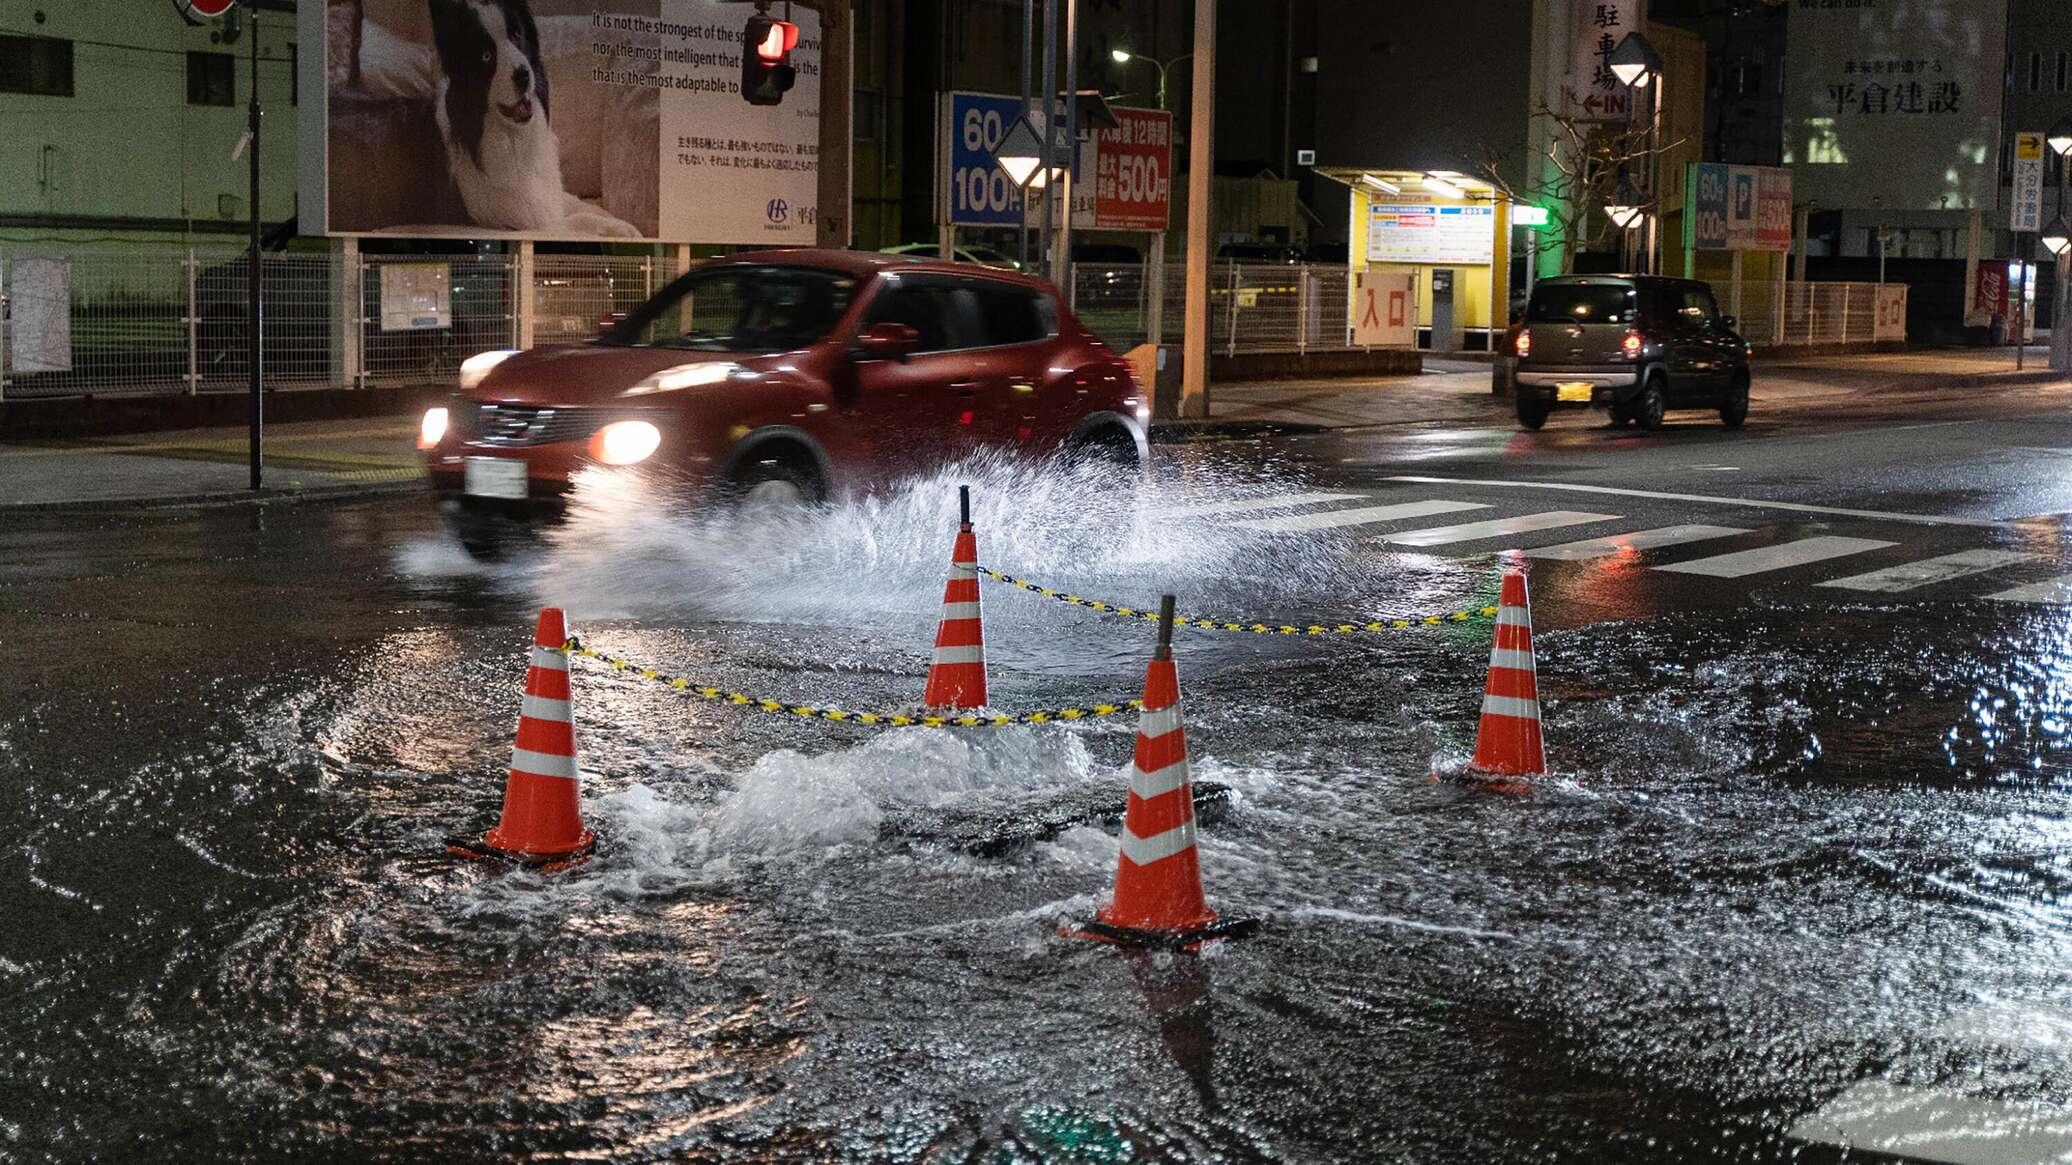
[419,249,1147,550]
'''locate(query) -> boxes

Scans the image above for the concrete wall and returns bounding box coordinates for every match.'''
[0,2,299,241]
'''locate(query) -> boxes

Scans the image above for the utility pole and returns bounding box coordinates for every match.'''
[1053,0,1078,289]
[1179,0,1214,419]
[812,0,852,249]
[246,0,263,490]
[1019,0,1033,269]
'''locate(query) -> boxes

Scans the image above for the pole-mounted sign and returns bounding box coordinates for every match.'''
[185,0,238,17]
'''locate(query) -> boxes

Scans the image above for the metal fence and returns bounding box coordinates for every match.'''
[0,247,1904,401]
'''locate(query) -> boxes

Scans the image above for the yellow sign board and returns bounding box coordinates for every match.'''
[2017,132,2044,162]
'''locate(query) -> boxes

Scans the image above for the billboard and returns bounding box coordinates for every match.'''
[1782,0,2005,210]
[1685,164,1792,253]
[941,92,1027,228]
[1366,198,1494,265]
[303,0,822,243]
[1562,0,1638,121]
[1091,107,1173,232]
[938,93,1171,233]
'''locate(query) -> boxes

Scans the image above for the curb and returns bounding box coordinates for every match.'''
[0,478,423,515]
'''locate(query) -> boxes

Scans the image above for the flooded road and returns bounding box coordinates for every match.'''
[6,446,2072,1162]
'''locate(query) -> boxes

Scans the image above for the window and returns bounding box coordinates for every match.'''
[0,34,73,97]
[605,265,858,353]
[188,51,234,107]
[2059,51,2067,93]
[969,283,1049,345]
[865,285,965,352]
[2030,51,2042,94]
[1526,283,1636,325]
[1678,288,1718,324]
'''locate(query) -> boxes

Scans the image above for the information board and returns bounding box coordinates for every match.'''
[1092,107,1173,232]
[1366,200,1494,265]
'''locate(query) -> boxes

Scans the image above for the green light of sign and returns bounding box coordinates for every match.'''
[1512,205,1551,227]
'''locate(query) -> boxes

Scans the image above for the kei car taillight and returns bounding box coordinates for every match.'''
[1515,329,1531,357]
[1622,330,1643,357]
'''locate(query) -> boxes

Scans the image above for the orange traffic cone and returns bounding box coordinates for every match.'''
[1073,596,1258,950]
[922,486,987,709]
[1470,570,1547,778]
[447,608,597,870]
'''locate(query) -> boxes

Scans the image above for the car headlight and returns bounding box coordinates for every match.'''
[589,420,662,466]
[459,349,517,390]
[626,362,743,395]
[418,406,449,449]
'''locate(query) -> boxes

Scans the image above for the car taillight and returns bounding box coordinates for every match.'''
[1622,331,1643,357]
[1515,330,1531,357]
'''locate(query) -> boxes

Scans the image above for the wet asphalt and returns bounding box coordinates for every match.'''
[6,380,2072,1163]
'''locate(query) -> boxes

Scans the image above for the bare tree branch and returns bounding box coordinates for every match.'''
[1467,101,1687,275]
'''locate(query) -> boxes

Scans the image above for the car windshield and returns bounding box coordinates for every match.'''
[1528,283,1637,324]
[602,265,859,353]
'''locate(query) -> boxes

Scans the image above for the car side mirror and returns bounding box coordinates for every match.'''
[1718,314,1738,331]
[855,321,920,361]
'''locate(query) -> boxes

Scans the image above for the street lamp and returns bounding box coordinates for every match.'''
[1606,177,1648,231]
[1609,31,1665,274]
[2049,114,2072,158]
[992,114,1050,188]
[2043,216,2071,257]
[1607,32,1663,88]
[1109,47,1191,111]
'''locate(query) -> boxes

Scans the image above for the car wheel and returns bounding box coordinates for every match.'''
[1516,394,1552,430]
[727,452,826,512]
[1636,378,1667,432]
[1720,373,1750,429]
[1063,425,1143,473]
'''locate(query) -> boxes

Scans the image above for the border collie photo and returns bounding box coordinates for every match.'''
[325,0,659,238]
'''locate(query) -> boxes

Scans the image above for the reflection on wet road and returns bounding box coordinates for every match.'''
[5,450,2072,1162]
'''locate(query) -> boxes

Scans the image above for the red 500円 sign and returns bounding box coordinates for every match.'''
[1093,107,1173,232]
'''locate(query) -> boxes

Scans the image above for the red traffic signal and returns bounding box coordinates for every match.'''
[187,0,239,15]
[742,16,798,106]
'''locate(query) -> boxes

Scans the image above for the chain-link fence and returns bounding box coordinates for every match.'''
[0,246,1910,401]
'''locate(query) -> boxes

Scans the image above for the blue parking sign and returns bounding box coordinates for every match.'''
[942,92,1027,227]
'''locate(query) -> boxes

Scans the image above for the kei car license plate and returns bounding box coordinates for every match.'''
[1555,382,1594,403]
[463,457,529,499]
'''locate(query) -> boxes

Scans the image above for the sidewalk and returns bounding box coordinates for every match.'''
[0,418,421,510]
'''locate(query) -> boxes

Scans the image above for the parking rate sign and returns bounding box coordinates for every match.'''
[941,92,1026,228]
[1093,107,1173,232]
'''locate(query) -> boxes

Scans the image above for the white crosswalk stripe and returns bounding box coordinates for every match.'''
[1524,524,1751,561]
[1163,491,1364,519]
[1655,535,1896,578]
[1385,511,1621,547]
[1987,573,2072,604]
[1236,498,1487,534]
[1818,549,2038,593]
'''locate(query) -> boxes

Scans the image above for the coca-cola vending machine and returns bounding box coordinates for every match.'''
[1974,260,2037,343]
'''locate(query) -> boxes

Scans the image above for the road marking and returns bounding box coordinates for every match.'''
[1819,549,2038,593]
[1656,535,1896,578]
[1164,491,1363,518]
[1384,475,2016,528]
[1987,573,2072,604]
[1787,1079,2072,1164]
[1385,511,1620,547]
[1237,499,1487,533]
[1524,524,1751,561]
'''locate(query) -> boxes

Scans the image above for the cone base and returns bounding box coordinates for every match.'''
[1065,915,1261,952]
[446,828,596,873]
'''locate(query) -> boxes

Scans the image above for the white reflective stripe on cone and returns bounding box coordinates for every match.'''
[1119,819,1198,865]
[949,563,979,577]
[1487,648,1535,671]
[1137,703,1184,738]
[529,646,569,670]
[931,645,985,665]
[1494,607,1531,627]
[1481,694,1541,720]
[937,601,981,619]
[520,695,572,722]
[1129,756,1192,800]
[510,747,579,779]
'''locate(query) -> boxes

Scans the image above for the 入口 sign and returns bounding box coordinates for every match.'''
[1352,272,1415,348]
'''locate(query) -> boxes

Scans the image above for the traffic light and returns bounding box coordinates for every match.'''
[741,15,798,106]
